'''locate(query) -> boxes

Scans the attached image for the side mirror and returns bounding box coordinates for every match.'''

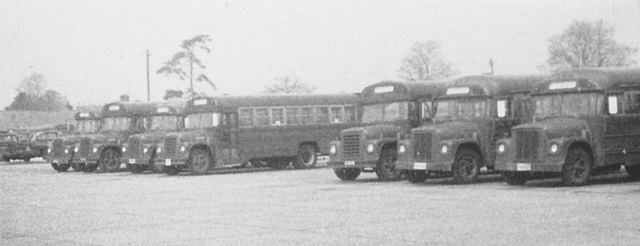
[608,96,618,114]
[497,100,507,118]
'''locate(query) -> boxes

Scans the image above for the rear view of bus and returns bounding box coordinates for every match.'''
[328,80,444,181]
[496,68,640,186]
[48,110,102,172]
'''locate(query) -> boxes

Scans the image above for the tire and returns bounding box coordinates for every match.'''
[83,163,98,173]
[501,171,529,186]
[375,148,402,181]
[189,148,211,175]
[98,148,121,173]
[562,147,592,186]
[165,165,183,175]
[333,168,361,181]
[452,149,481,184]
[406,170,428,184]
[293,144,317,169]
[51,163,71,172]
[625,165,640,179]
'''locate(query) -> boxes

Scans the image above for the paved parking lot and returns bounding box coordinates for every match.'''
[2,161,640,245]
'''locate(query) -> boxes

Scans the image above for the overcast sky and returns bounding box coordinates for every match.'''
[1,0,639,108]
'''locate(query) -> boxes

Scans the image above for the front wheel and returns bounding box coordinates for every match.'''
[293,144,317,169]
[99,149,121,173]
[375,148,402,181]
[333,168,361,181]
[405,170,428,184]
[51,163,71,172]
[452,149,481,184]
[562,147,592,186]
[165,165,183,175]
[625,165,640,179]
[501,172,529,185]
[189,148,211,175]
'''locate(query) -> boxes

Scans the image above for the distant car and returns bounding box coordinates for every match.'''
[0,130,63,162]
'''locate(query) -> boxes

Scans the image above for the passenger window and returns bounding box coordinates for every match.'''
[624,92,640,114]
[239,108,253,127]
[497,99,509,118]
[344,105,356,123]
[421,101,432,119]
[286,107,300,125]
[301,107,314,124]
[316,107,329,123]
[254,108,269,126]
[271,108,285,125]
[330,106,343,123]
[606,94,623,115]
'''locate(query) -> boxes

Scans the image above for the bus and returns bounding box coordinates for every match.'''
[48,110,102,172]
[495,68,640,186]
[327,80,445,181]
[154,94,361,175]
[79,101,157,172]
[121,99,188,173]
[396,75,542,184]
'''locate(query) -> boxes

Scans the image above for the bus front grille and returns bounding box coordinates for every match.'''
[52,139,64,156]
[516,130,541,162]
[79,138,91,157]
[129,138,140,157]
[341,133,361,159]
[164,137,177,157]
[413,132,432,161]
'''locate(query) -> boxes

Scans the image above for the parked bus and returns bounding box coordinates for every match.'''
[121,99,188,173]
[396,75,542,184]
[79,101,157,172]
[327,80,445,181]
[155,94,360,175]
[48,110,102,172]
[495,68,640,186]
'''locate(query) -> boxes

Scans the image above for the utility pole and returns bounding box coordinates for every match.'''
[489,58,494,75]
[146,50,150,101]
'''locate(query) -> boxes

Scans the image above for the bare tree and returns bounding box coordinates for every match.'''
[547,20,637,70]
[398,41,458,81]
[17,73,47,96]
[263,77,316,94]
[8,73,70,111]
[157,35,215,96]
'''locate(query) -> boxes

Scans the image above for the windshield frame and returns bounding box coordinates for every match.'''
[149,115,183,131]
[361,101,410,124]
[532,91,603,119]
[75,119,101,134]
[184,112,221,130]
[101,117,133,131]
[433,97,489,120]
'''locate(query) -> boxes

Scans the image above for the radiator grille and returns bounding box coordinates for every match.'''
[79,138,91,157]
[129,138,140,157]
[341,133,361,159]
[413,132,432,161]
[164,136,177,157]
[515,130,541,162]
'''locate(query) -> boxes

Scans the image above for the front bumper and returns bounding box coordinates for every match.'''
[395,160,453,172]
[327,160,377,170]
[494,160,564,173]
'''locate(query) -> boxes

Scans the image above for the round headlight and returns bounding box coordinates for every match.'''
[497,143,505,153]
[47,148,52,154]
[180,146,186,152]
[398,145,406,154]
[550,144,558,154]
[329,145,337,154]
[64,149,69,154]
[157,148,162,153]
[143,147,148,154]
[122,147,127,152]
[74,146,79,152]
[93,147,98,153]
[366,143,375,153]
[441,145,448,154]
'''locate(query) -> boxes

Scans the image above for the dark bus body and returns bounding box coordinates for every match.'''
[48,110,102,172]
[327,80,445,181]
[396,75,542,183]
[496,68,640,186]
[155,94,361,175]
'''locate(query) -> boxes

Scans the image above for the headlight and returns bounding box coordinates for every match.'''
[122,147,127,152]
[143,147,148,154]
[398,145,406,154]
[497,143,505,153]
[180,146,186,152]
[157,147,162,153]
[550,144,559,154]
[93,147,98,153]
[74,146,79,152]
[329,145,337,154]
[366,143,375,153]
[47,148,52,154]
[64,149,69,154]
[441,145,448,154]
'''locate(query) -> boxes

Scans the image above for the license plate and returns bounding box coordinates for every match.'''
[165,159,172,166]
[363,167,374,171]
[517,163,531,171]
[129,159,136,164]
[345,161,355,166]
[413,162,427,170]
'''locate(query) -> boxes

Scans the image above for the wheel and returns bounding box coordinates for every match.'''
[452,149,481,184]
[293,144,317,169]
[501,171,529,185]
[82,163,98,173]
[189,148,211,175]
[130,164,144,174]
[375,148,402,181]
[98,149,121,172]
[333,168,361,181]
[562,147,592,186]
[165,165,183,175]
[51,163,71,172]
[625,165,640,179]
[405,170,428,184]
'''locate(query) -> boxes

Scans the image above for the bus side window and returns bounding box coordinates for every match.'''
[239,108,253,127]
[330,106,343,123]
[286,107,300,125]
[301,107,314,124]
[624,92,640,114]
[496,99,510,118]
[254,108,269,126]
[316,106,329,124]
[344,105,356,123]
[271,108,285,125]
[606,94,623,115]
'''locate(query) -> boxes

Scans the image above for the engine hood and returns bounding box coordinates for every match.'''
[417,121,480,140]
[169,130,209,142]
[345,124,404,139]
[514,117,587,139]
[130,130,173,144]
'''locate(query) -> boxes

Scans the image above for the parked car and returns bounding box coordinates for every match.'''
[0,130,63,162]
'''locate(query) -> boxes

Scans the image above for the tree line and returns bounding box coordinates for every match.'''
[7,19,637,111]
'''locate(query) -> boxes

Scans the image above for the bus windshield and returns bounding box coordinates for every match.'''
[361,102,408,123]
[102,117,132,131]
[75,120,100,133]
[185,113,221,129]
[150,115,182,130]
[534,93,602,118]
[435,99,487,119]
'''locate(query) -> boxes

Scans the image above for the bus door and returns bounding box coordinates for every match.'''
[218,112,240,165]
[605,92,640,164]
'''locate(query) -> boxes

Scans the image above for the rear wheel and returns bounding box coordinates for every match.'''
[452,149,481,184]
[501,172,529,185]
[375,148,402,181]
[51,163,71,172]
[333,168,361,181]
[625,165,640,179]
[405,170,428,184]
[562,147,592,186]
[189,148,211,175]
[165,165,183,175]
[293,144,317,169]
[98,149,121,173]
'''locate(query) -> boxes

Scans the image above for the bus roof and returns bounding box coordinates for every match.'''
[442,75,543,98]
[534,67,640,93]
[75,105,102,120]
[152,99,189,116]
[102,101,158,118]
[186,94,360,113]
[360,80,446,104]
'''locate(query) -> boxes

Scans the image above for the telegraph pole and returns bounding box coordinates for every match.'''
[146,50,150,101]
